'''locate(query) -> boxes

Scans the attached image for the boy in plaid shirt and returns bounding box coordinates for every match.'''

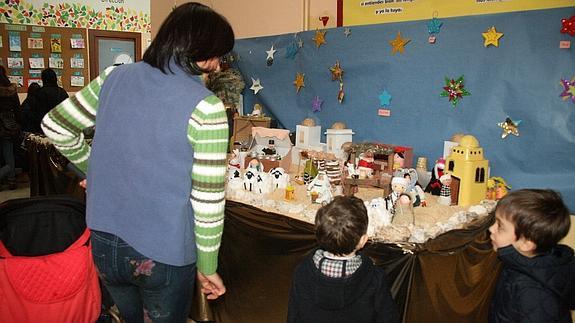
[288,196,399,323]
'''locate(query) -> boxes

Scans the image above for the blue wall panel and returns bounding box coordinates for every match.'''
[233,7,575,210]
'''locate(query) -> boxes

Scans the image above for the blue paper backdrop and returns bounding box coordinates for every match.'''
[233,7,575,210]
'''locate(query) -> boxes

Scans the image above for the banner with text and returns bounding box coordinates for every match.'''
[343,0,575,26]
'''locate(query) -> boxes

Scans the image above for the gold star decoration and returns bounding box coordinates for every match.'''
[329,61,344,81]
[389,31,410,55]
[497,117,521,139]
[294,72,305,93]
[312,30,326,48]
[482,26,503,47]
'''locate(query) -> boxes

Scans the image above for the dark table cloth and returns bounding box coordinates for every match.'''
[27,137,501,323]
[193,200,500,323]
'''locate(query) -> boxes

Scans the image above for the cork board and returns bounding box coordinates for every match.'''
[0,23,89,93]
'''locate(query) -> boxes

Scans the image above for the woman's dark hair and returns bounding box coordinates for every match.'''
[27,82,41,96]
[0,66,11,86]
[41,68,58,86]
[315,196,368,256]
[143,2,234,75]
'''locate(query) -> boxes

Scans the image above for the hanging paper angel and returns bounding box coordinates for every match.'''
[337,82,345,103]
[440,75,470,108]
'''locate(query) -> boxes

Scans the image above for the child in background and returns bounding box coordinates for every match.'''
[287,196,399,323]
[488,189,574,322]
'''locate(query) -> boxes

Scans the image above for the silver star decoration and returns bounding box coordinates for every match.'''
[250,78,263,95]
[297,38,304,48]
[266,45,277,60]
[344,28,351,37]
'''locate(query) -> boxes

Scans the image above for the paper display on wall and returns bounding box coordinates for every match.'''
[70,38,85,49]
[27,37,44,49]
[8,75,23,87]
[27,78,42,88]
[8,32,21,52]
[28,57,45,69]
[7,57,24,69]
[71,75,85,87]
[50,35,62,53]
[70,57,84,68]
[49,57,64,69]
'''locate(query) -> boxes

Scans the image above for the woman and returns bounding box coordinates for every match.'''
[20,82,41,133]
[33,68,68,133]
[0,66,20,190]
[42,3,234,322]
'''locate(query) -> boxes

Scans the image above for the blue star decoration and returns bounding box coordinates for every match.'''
[379,90,392,107]
[427,17,443,35]
[285,42,299,59]
[312,96,324,112]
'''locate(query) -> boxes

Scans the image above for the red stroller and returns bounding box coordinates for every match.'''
[0,196,101,322]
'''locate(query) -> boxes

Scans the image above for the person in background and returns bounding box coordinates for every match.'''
[32,68,68,133]
[488,189,574,322]
[0,66,21,190]
[288,196,399,323]
[20,82,41,133]
[41,2,234,322]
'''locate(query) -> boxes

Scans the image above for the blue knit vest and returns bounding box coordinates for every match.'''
[87,61,211,266]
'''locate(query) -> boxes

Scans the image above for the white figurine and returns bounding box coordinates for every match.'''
[269,167,290,189]
[438,174,452,206]
[243,159,263,192]
[307,170,333,204]
[228,149,242,180]
[365,197,393,234]
[385,176,411,214]
[254,172,272,195]
[346,162,358,178]
[395,168,427,207]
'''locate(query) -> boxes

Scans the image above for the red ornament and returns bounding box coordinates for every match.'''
[560,15,575,37]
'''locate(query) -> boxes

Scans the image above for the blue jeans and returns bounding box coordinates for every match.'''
[0,139,15,182]
[91,230,196,323]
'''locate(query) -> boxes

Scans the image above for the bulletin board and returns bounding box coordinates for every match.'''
[0,23,89,93]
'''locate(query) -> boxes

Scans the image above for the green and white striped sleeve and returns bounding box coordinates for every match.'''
[41,66,116,173]
[188,94,229,275]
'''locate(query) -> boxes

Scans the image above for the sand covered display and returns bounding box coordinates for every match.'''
[226,176,495,244]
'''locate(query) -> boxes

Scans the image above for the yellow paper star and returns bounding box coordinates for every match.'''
[312,30,326,48]
[389,31,410,55]
[482,26,503,47]
[329,61,344,81]
[294,72,305,93]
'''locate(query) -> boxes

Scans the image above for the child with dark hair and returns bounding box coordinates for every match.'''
[288,196,399,323]
[488,189,574,322]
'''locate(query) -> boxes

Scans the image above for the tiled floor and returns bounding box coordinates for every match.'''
[0,171,31,203]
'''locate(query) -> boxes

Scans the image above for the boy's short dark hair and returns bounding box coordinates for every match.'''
[496,189,571,253]
[315,196,368,256]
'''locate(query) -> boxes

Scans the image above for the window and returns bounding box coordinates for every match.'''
[448,160,455,171]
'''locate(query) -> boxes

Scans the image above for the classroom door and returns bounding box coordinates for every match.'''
[88,30,141,80]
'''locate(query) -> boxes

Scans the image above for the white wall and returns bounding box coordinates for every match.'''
[151,0,338,39]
